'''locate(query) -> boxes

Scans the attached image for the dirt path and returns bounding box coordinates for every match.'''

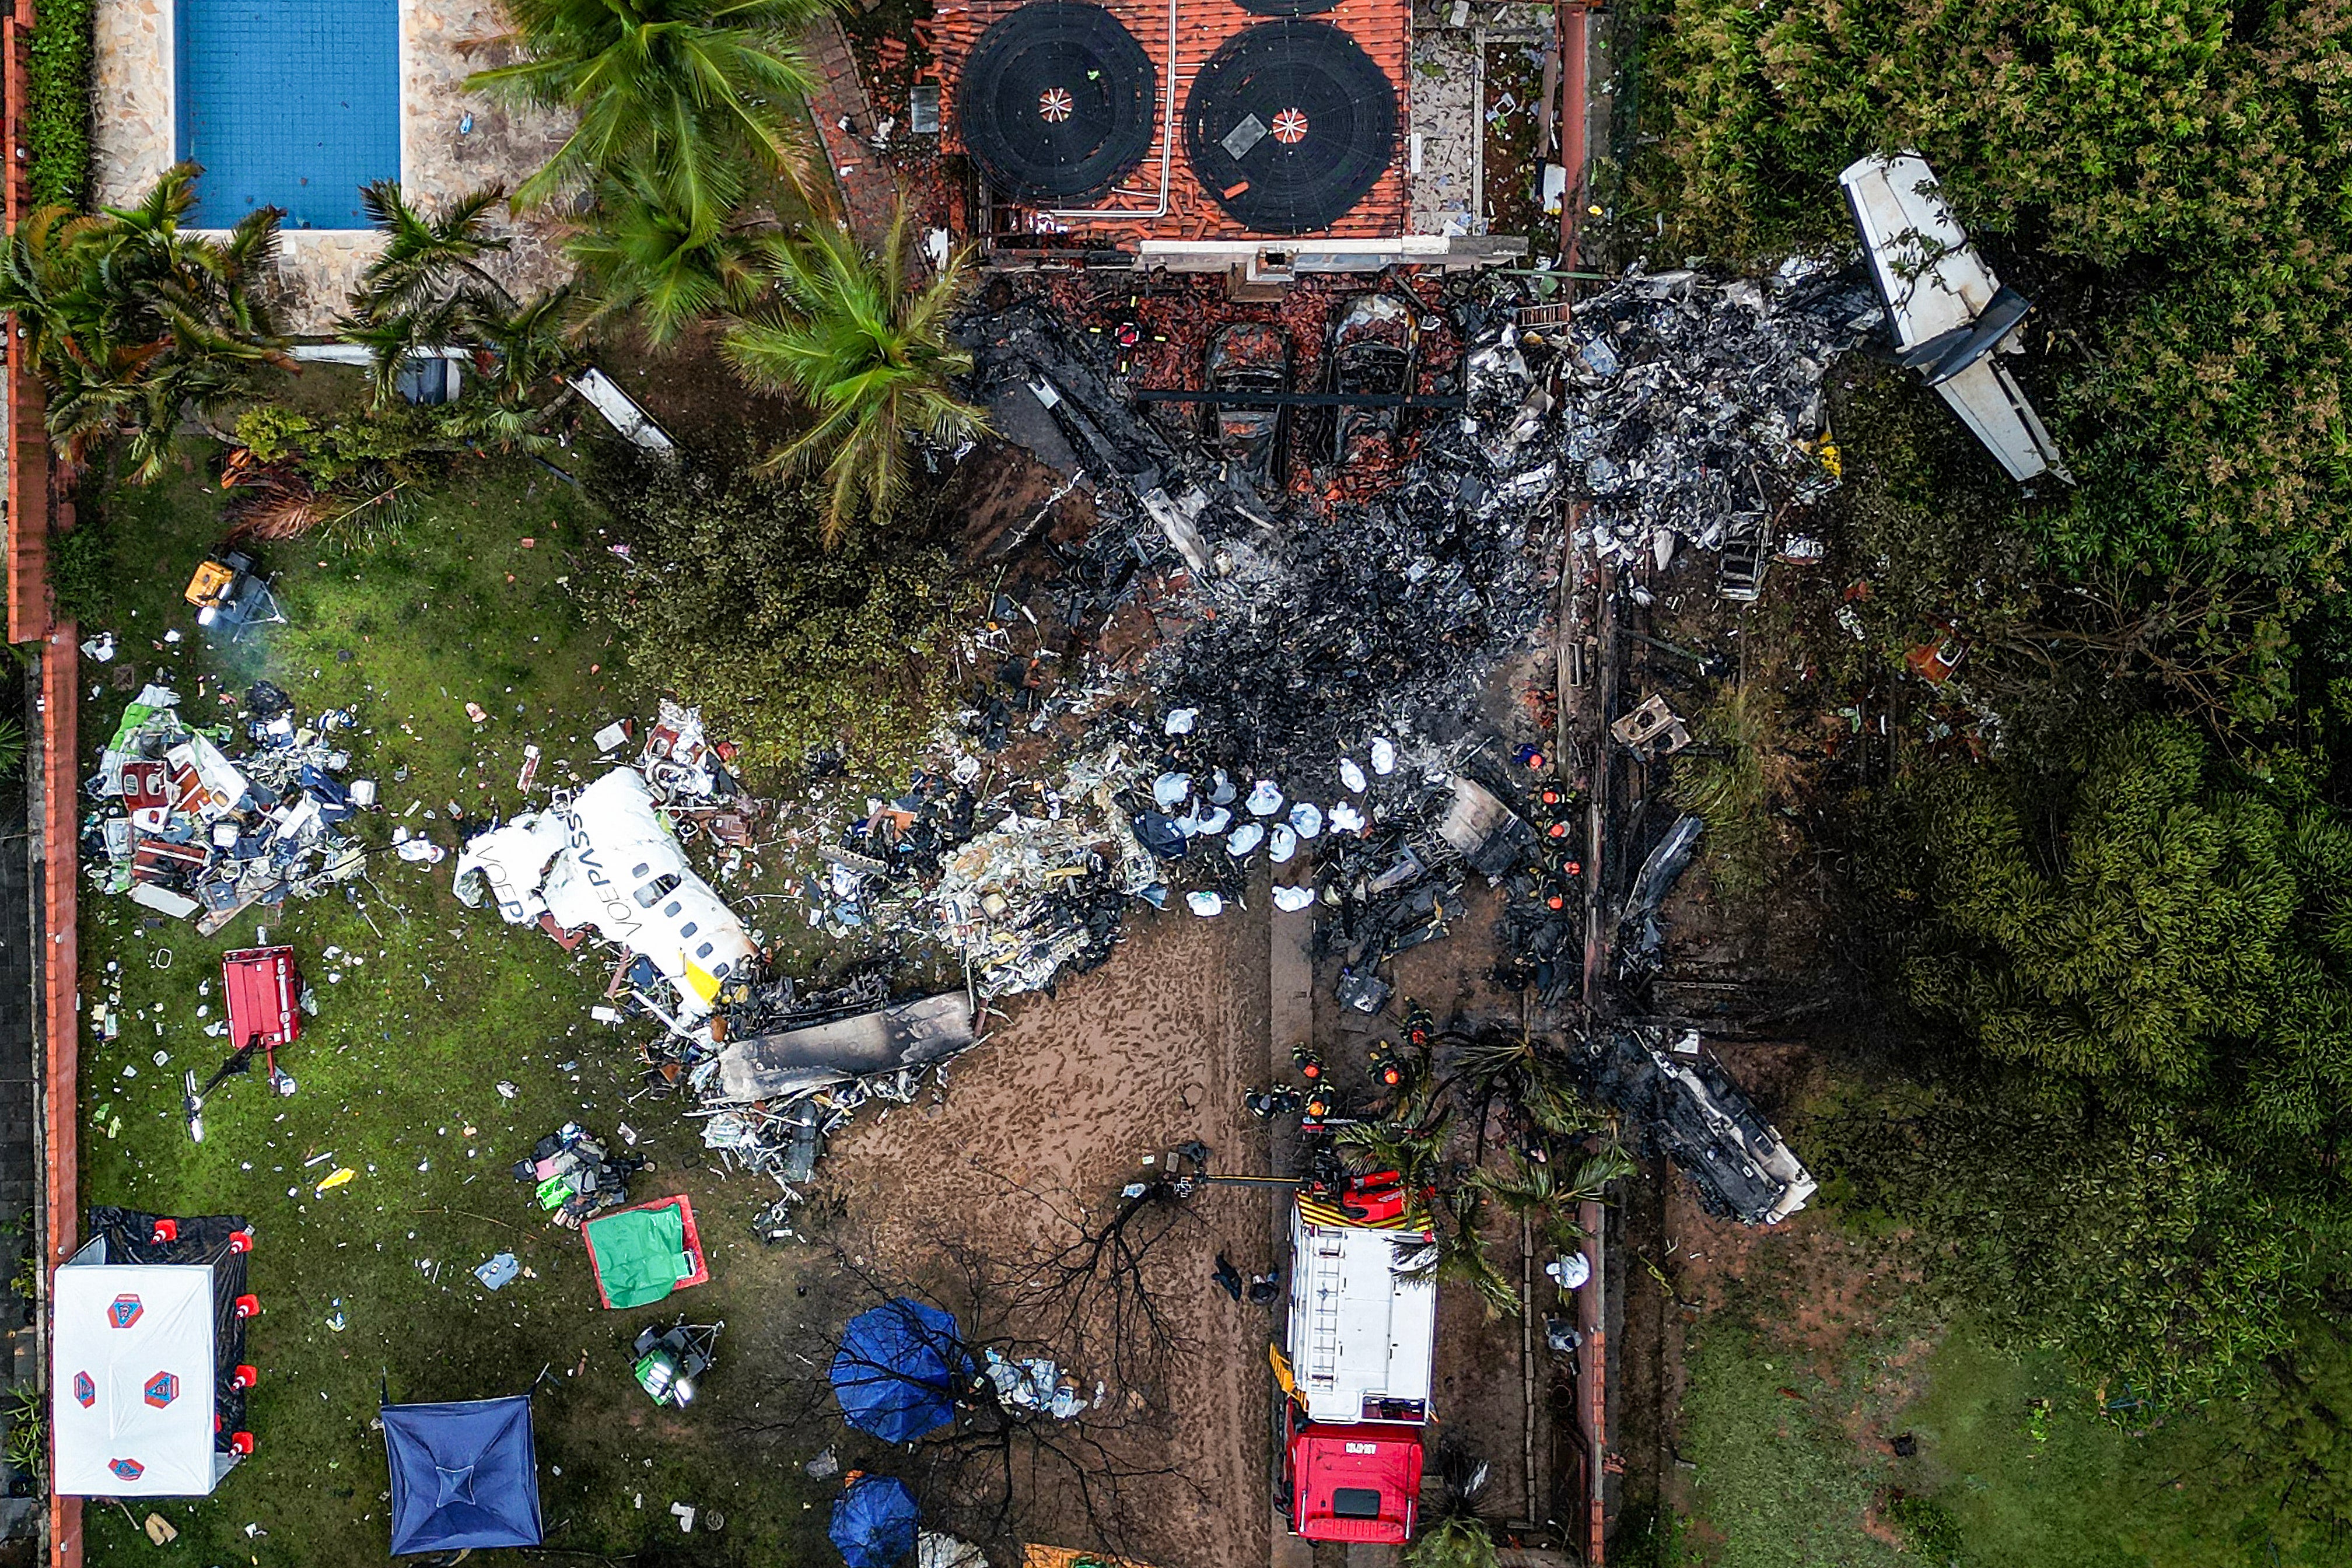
[825,898,1276,1568]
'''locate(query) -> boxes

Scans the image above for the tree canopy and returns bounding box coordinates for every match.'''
[0,164,289,479]
[600,463,971,782]
[723,206,988,541]
[468,0,831,237]
[1902,718,2352,1150]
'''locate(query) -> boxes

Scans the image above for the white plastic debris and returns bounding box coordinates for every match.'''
[1247,779,1284,816]
[80,632,117,663]
[1184,805,1232,837]
[1339,758,1367,794]
[1272,884,1316,912]
[1330,801,1366,834]
[1163,708,1198,736]
[1370,738,1398,775]
[1185,891,1226,917]
[1269,825,1298,864]
[1152,772,1192,810]
[1227,823,1265,856]
[1289,803,1324,839]
[1208,769,1237,806]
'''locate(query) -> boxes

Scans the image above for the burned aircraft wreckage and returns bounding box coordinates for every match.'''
[483,267,1854,1226]
[913,267,1843,1223]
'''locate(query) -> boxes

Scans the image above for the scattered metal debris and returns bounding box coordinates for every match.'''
[1580,1026,1817,1224]
[1549,265,1874,582]
[84,681,369,932]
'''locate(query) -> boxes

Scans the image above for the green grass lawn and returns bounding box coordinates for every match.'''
[72,450,846,1566]
[1665,1258,2337,1568]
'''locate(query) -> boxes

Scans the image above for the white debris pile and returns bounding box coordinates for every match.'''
[83,681,372,928]
[454,699,764,1035]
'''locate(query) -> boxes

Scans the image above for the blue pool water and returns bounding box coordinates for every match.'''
[176,0,401,229]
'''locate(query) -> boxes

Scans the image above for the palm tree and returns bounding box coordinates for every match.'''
[340,181,521,407]
[352,180,515,317]
[565,163,768,345]
[723,202,987,542]
[1471,1146,1633,1248]
[1446,1028,1611,1149]
[0,164,290,479]
[1333,1110,1449,1198]
[1407,1445,1498,1568]
[1429,1188,1520,1320]
[1408,1517,1499,1568]
[338,183,580,430]
[467,0,831,236]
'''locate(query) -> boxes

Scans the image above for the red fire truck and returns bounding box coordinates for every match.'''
[1280,1171,1437,1545]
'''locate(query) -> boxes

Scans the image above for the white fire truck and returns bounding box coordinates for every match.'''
[1279,1170,1437,1545]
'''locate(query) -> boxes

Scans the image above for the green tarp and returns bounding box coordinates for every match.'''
[584,1203,690,1310]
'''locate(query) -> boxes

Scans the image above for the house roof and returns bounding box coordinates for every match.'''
[937,0,1411,242]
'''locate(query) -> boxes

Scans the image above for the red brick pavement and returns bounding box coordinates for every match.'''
[806,16,902,251]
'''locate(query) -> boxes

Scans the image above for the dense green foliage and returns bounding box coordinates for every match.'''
[25,0,92,208]
[1634,0,2352,705]
[0,167,288,479]
[468,0,831,236]
[723,206,988,540]
[1822,718,2352,1403]
[1823,1084,2306,1408]
[1903,719,2352,1144]
[601,464,970,780]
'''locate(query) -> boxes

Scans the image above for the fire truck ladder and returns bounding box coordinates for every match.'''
[1307,1243,1346,1385]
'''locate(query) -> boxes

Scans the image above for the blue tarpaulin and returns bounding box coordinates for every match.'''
[382,1396,543,1555]
[830,1298,967,1443]
[830,1475,920,1568]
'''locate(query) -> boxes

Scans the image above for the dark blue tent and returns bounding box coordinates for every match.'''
[830,1474,920,1568]
[830,1298,966,1443]
[382,1396,543,1556]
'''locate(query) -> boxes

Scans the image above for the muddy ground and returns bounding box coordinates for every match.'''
[824,894,1279,1568]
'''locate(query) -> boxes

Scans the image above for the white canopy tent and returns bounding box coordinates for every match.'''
[51,1255,233,1496]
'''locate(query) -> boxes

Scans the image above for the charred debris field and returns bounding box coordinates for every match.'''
[54,258,1882,1567]
[43,127,2352,1568]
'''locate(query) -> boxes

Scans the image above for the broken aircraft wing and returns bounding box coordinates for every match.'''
[1840,153,2073,486]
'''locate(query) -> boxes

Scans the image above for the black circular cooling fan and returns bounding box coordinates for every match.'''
[1183,22,1396,235]
[958,2,1158,204]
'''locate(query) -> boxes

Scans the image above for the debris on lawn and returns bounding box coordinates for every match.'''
[513,1122,650,1229]
[83,681,370,930]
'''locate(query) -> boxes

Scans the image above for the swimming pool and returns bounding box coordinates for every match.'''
[176,0,401,229]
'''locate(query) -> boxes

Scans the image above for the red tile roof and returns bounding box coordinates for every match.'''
[935,0,1412,242]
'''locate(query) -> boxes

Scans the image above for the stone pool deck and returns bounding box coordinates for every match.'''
[93,0,573,332]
